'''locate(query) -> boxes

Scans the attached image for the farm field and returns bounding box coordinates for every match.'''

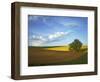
[28,15,88,66]
[28,45,88,66]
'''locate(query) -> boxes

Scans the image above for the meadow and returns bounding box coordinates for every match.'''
[28,45,88,66]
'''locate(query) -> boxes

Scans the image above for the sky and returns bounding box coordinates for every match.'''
[28,15,88,47]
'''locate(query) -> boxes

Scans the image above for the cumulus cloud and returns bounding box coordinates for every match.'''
[48,32,70,40]
[29,31,71,46]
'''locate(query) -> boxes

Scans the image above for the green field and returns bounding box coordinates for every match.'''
[28,45,88,66]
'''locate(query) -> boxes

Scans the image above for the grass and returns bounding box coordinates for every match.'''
[63,51,88,65]
[28,45,88,66]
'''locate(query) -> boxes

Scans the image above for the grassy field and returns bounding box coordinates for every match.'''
[28,45,88,66]
[45,46,69,51]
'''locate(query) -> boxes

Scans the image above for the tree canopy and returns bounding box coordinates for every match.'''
[69,39,82,52]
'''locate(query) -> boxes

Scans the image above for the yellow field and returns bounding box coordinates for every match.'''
[44,45,87,51]
[45,46,69,51]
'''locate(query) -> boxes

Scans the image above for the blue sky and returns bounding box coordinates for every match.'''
[28,15,88,46]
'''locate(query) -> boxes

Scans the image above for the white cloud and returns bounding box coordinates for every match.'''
[32,35,46,41]
[29,35,46,46]
[48,31,71,40]
[60,22,79,27]
[29,16,39,21]
[29,31,71,46]
[31,40,44,46]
